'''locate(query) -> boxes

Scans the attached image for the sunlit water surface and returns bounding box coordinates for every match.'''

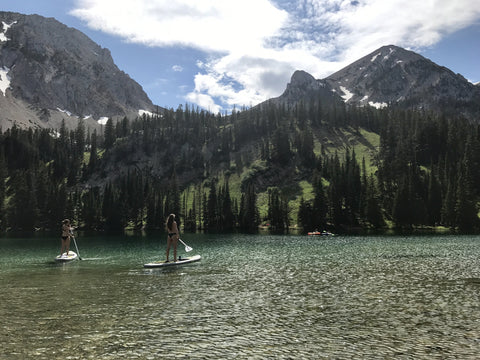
[1,234,480,359]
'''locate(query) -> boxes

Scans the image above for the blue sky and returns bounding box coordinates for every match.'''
[3,0,480,113]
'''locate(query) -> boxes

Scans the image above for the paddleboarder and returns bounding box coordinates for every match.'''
[60,219,72,256]
[165,214,179,262]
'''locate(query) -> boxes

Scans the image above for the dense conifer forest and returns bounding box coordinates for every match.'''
[1,99,479,234]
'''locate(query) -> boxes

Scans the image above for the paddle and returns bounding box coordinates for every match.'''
[71,235,82,260]
[178,238,193,252]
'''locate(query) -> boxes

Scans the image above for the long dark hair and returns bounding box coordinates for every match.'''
[166,214,175,231]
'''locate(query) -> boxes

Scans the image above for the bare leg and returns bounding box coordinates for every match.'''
[60,238,68,255]
[166,236,171,262]
[173,236,178,262]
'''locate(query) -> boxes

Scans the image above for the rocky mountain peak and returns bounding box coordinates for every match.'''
[324,45,480,118]
[269,44,480,120]
[0,11,155,130]
[290,70,316,87]
[270,69,342,108]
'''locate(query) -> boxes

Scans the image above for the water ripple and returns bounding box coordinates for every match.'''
[1,234,480,358]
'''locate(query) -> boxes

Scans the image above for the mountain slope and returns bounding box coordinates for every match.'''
[324,45,480,119]
[0,11,155,130]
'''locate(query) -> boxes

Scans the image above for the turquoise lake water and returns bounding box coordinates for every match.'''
[1,233,480,359]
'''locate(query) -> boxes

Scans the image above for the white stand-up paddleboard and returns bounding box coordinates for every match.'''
[144,254,201,268]
[55,251,78,262]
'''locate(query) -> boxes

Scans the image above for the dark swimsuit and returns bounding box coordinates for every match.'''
[168,232,176,238]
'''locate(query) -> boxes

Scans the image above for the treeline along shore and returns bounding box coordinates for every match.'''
[1,100,480,234]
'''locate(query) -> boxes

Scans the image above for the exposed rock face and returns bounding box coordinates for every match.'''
[325,45,480,118]
[0,11,155,130]
[272,45,480,121]
[270,70,342,108]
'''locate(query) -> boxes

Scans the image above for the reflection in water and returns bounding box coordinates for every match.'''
[1,234,480,359]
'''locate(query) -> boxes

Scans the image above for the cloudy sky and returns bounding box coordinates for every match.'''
[4,0,480,113]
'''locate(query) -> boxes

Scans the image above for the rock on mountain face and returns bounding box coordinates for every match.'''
[274,45,480,121]
[270,70,343,107]
[0,11,155,130]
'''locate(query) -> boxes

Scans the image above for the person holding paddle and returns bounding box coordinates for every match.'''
[165,213,179,262]
[60,219,72,256]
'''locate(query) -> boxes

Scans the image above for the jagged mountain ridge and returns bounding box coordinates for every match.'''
[1,11,478,131]
[274,45,480,121]
[0,11,155,130]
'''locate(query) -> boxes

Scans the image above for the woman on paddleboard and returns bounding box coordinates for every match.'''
[60,219,72,256]
[165,214,179,262]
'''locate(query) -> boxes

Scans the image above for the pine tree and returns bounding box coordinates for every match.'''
[220,179,234,231]
[392,176,411,229]
[53,183,68,228]
[206,180,218,231]
[74,119,85,164]
[312,176,327,230]
[268,187,286,231]
[0,149,6,230]
[365,174,384,228]
[7,170,38,231]
[146,192,158,230]
[58,119,68,149]
[455,145,478,232]
[165,170,181,225]
[239,182,259,232]
[201,192,208,230]
[88,129,98,173]
[271,126,291,165]
[328,181,343,228]
[426,169,442,226]
[185,195,197,232]
[359,157,368,220]
[441,177,456,227]
[81,187,101,230]
[35,165,50,229]
[344,148,361,224]
[297,197,313,232]
[104,118,115,150]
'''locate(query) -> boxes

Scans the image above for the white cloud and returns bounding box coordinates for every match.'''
[71,0,288,53]
[71,0,480,111]
[185,90,222,114]
[314,0,480,61]
[172,65,183,72]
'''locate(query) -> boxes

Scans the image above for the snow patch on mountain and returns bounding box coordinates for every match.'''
[371,53,381,62]
[340,86,354,102]
[83,114,110,125]
[0,67,11,96]
[368,101,388,109]
[0,21,16,42]
[97,117,109,125]
[57,108,73,117]
[384,47,395,60]
[139,109,154,117]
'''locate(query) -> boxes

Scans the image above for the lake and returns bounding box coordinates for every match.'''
[1,233,480,359]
